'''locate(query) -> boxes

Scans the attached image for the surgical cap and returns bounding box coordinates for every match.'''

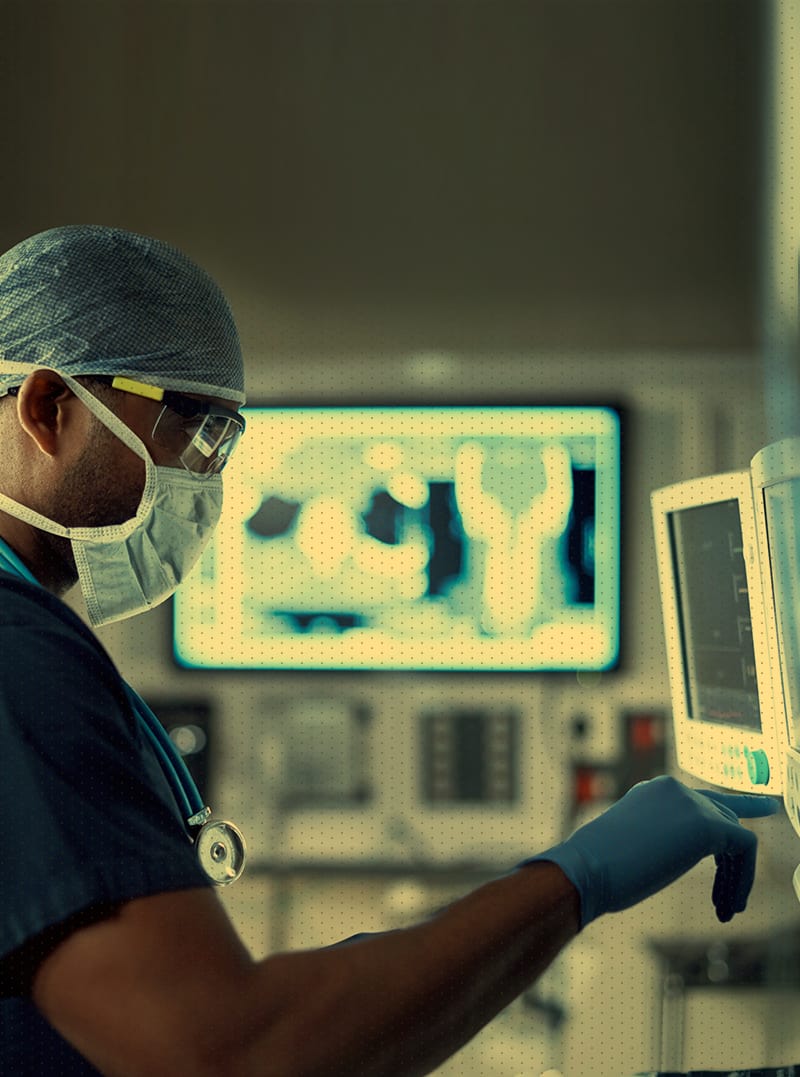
[0,225,245,403]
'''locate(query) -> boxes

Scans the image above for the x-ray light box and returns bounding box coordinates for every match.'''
[175,406,620,671]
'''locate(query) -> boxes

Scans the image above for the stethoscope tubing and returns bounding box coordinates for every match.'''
[0,541,245,883]
[122,685,205,823]
[0,540,206,828]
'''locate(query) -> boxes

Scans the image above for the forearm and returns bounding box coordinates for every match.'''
[234,861,580,1077]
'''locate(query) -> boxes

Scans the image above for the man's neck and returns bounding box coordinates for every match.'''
[0,515,76,596]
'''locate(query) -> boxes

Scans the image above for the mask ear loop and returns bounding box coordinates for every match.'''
[46,369,160,541]
[0,366,157,543]
[60,371,154,465]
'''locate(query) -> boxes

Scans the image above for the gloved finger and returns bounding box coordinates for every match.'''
[712,831,758,922]
[698,790,781,819]
[712,855,737,921]
[712,856,738,922]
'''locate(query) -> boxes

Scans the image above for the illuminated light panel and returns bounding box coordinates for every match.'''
[174,406,620,671]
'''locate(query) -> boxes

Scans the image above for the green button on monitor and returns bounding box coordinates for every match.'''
[745,748,770,786]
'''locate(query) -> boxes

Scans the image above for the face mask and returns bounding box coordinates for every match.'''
[0,370,222,626]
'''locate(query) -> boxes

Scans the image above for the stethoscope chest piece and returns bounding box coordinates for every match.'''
[195,819,247,886]
[128,686,247,888]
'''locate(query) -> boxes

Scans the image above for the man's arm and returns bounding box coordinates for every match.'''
[32,862,579,1077]
[33,776,779,1076]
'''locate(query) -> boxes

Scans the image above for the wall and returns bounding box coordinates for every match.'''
[1,0,764,354]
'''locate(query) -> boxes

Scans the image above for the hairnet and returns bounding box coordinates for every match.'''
[0,225,245,404]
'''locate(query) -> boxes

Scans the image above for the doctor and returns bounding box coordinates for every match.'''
[0,225,780,1077]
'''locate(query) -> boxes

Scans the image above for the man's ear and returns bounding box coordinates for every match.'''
[15,370,76,457]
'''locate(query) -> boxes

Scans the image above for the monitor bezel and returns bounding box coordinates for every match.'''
[173,402,622,673]
[751,436,800,824]
[651,470,784,794]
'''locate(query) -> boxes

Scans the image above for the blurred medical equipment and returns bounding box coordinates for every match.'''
[651,470,785,793]
[650,928,800,1074]
[174,405,620,672]
[250,689,569,867]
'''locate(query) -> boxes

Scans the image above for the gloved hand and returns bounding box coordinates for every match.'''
[523,775,781,928]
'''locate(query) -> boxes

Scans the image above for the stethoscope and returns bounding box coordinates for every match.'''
[123,687,246,886]
[0,540,246,887]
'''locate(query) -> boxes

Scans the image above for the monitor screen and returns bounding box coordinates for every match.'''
[174,406,620,671]
[668,499,761,731]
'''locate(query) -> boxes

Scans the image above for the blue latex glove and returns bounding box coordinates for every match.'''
[524,775,781,928]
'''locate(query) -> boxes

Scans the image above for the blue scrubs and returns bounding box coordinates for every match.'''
[0,566,210,1074]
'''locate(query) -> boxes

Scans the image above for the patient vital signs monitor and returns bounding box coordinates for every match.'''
[652,470,784,794]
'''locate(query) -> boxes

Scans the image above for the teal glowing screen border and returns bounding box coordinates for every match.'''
[174,406,620,671]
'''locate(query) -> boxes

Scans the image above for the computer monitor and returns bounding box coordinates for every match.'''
[174,405,620,671]
[651,470,784,793]
[751,437,800,825]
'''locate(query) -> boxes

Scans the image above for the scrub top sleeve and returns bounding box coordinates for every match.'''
[0,611,210,970]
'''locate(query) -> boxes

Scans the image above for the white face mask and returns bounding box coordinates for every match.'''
[0,370,222,626]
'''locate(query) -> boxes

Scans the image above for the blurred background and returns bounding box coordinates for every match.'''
[2,1,799,1073]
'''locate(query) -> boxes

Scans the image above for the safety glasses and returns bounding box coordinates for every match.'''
[102,376,245,476]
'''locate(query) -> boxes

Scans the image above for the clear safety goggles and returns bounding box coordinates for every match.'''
[100,376,245,476]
